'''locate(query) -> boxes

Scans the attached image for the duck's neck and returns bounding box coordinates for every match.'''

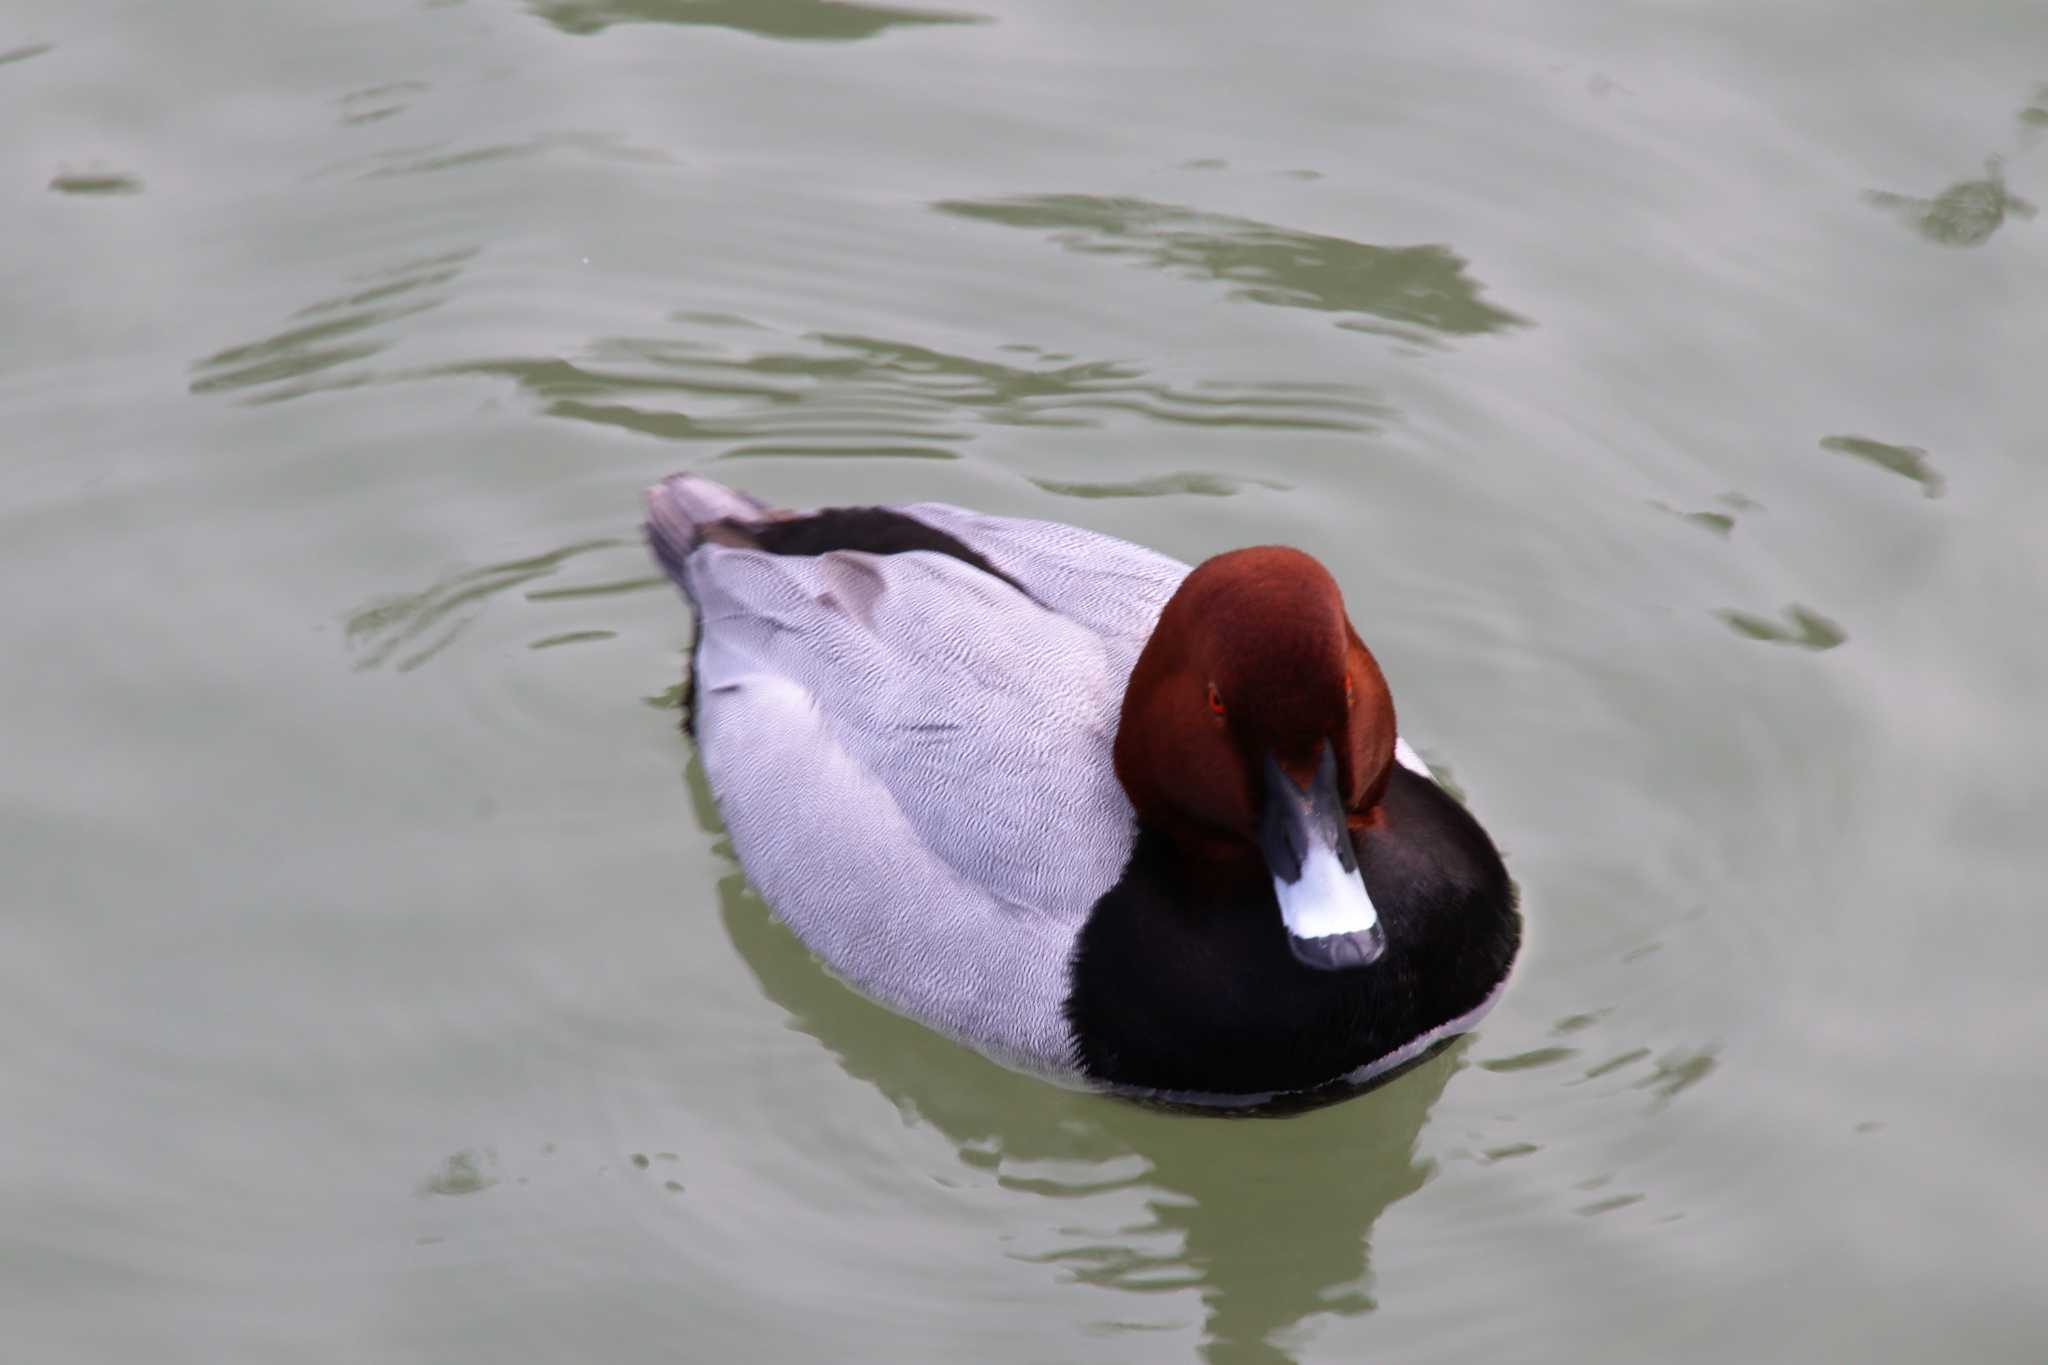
[1153,826,1267,894]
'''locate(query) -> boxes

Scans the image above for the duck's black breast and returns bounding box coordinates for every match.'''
[1063,765,1521,1098]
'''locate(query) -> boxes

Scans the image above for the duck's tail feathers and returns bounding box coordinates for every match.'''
[644,474,788,585]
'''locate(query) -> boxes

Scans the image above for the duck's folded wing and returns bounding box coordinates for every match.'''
[891,502,1192,648]
[685,542,1140,1068]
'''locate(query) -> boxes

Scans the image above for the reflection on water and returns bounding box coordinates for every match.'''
[338,81,427,127]
[1819,434,1944,499]
[186,232,1397,483]
[935,194,1526,340]
[188,256,1387,446]
[1574,1191,1643,1218]
[2023,84,2048,131]
[353,132,675,181]
[1,42,54,68]
[709,763,1459,1364]
[529,628,619,650]
[48,169,142,196]
[189,248,476,404]
[1479,1045,1577,1073]
[346,538,635,671]
[1483,1027,1712,1117]
[528,0,985,41]
[1635,1047,1716,1106]
[1580,1048,1650,1081]
[1471,1023,1707,1227]
[1716,603,1846,651]
[1652,503,1730,537]
[1030,472,1288,499]
[1865,157,2036,248]
[422,1150,498,1196]
[1653,491,1761,538]
[443,334,1382,453]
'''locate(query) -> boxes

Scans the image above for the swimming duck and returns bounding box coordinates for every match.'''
[646,475,1519,1105]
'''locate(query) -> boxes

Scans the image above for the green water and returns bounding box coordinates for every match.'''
[6,2,2045,1360]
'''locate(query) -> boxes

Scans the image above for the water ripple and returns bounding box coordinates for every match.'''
[1716,604,1847,652]
[351,131,676,182]
[48,169,143,196]
[338,81,427,128]
[188,248,476,403]
[2022,83,2048,131]
[1028,472,1287,500]
[188,254,1386,446]
[935,194,1527,341]
[528,0,986,41]
[1865,157,2036,248]
[437,330,1384,452]
[1819,435,1945,499]
[346,538,630,672]
[0,42,54,68]
[1634,1047,1718,1105]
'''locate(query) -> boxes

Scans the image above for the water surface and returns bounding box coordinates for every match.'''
[5,1,2046,1361]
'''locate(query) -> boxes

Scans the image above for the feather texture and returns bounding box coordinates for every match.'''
[666,495,1185,1071]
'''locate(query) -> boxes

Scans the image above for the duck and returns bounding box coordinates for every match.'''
[646,474,1519,1106]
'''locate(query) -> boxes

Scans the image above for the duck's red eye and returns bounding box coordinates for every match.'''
[1206,682,1226,718]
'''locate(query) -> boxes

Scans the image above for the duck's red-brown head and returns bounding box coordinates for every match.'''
[1113,547,1396,970]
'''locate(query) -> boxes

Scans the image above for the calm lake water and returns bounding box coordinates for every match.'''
[6,1,2046,1360]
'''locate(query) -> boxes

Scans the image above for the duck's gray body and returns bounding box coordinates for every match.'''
[652,477,1189,1074]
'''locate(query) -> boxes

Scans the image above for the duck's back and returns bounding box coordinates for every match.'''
[649,478,1188,1073]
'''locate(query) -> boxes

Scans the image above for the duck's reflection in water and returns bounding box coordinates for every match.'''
[712,815,1463,1363]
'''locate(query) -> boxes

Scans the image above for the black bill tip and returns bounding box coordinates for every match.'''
[1287,924,1387,972]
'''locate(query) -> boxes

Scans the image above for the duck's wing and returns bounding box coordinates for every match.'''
[681,537,1148,1072]
[892,502,1192,648]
